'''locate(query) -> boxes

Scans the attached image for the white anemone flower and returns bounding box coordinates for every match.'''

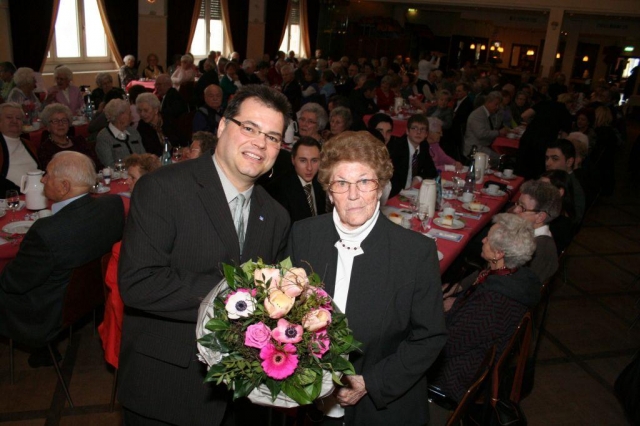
[225,291,257,319]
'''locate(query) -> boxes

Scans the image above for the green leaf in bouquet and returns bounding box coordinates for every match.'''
[232,378,255,400]
[297,367,317,386]
[203,363,226,383]
[282,380,314,406]
[331,372,344,386]
[265,378,283,402]
[241,259,256,277]
[305,375,323,402]
[205,318,230,332]
[197,331,230,353]
[330,356,354,373]
[224,264,238,291]
[279,257,293,270]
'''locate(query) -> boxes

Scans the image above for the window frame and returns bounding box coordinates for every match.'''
[191,0,226,61]
[279,1,302,58]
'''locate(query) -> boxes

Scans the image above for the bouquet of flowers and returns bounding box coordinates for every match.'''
[196,258,361,408]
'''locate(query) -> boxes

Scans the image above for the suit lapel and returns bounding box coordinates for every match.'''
[193,156,241,263]
[242,188,267,262]
[312,178,326,215]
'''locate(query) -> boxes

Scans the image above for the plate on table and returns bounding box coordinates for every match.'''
[481,188,506,197]
[90,186,110,194]
[433,217,465,230]
[2,221,34,234]
[0,200,25,210]
[438,251,444,261]
[484,169,494,175]
[494,172,517,180]
[441,179,453,188]
[443,193,456,200]
[462,202,490,213]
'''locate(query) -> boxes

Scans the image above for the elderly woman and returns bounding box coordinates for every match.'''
[7,67,42,110]
[46,66,84,113]
[288,131,447,425]
[38,104,98,169]
[119,55,139,90]
[297,102,327,143]
[143,53,164,79]
[510,91,530,125]
[91,73,126,113]
[124,153,160,194]
[171,54,196,90]
[95,99,145,168]
[426,89,453,130]
[426,117,461,170]
[323,106,352,140]
[186,131,217,160]
[136,92,184,156]
[433,213,540,410]
[0,103,38,192]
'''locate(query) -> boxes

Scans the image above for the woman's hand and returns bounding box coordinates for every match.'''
[336,375,367,407]
[443,296,456,312]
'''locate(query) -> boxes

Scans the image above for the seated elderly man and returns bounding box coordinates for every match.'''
[194,59,220,106]
[155,74,188,122]
[512,179,562,283]
[119,55,139,90]
[0,151,124,366]
[0,103,39,193]
[192,84,223,134]
[463,91,509,162]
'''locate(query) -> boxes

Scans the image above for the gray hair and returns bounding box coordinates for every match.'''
[104,99,131,123]
[436,89,452,101]
[124,55,136,64]
[520,180,562,222]
[0,102,24,119]
[381,75,394,86]
[181,55,193,64]
[485,91,503,104]
[136,92,161,111]
[41,103,73,126]
[490,213,536,268]
[50,151,97,187]
[316,59,328,70]
[95,72,113,87]
[354,73,367,85]
[13,67,35,87]
[299,102,328,131]
[330,106,352,129]
[280,64,294,74]
[53,66,73,81]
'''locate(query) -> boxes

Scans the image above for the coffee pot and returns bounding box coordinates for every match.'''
[20,170,47,210]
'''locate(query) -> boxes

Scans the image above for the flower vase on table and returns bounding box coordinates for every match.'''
[196,258,362,408]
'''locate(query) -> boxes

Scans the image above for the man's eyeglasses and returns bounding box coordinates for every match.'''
[227,117,282,146]
[328,179,379,194]
[409,126,428,133]
[513,201,541,214]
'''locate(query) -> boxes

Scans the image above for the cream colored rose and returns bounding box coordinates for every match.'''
[302,308,332,331]
[254,268,281,289]
[281,267,309,298]
[264,289,295,319]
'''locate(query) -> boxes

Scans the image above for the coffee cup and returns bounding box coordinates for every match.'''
[461,192,474,203]
[442,207,455,217]
[487,184,500,195]
[38,209,52,218]
[503,169,514,178]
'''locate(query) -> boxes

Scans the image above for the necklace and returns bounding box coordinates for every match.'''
[49,134,73,149]
[338,239,360,251]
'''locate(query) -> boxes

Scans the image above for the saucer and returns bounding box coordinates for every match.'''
[495,172,516,180]
[90,186,110,194]
[481,188,506,197]
[462,202,490,213]
[433,217,465,230]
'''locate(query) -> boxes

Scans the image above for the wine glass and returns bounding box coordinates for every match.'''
[5,190,20,222]
[172,147,183,162]
[416,211,431,233]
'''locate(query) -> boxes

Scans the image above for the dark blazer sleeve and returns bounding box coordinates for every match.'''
[388,137,409,198]
[0,226,54,295]
[418,141,438,178]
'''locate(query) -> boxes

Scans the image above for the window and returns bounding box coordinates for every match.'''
[47,0,111,63]
[192,0,225,58]
[279,1,301,58]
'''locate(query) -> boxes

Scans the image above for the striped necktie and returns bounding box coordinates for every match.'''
[233,194,246,253]
[411,149,419,178]
[304,183,316,216]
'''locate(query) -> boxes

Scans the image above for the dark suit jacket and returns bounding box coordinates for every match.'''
[0,194,124,347]
[266,171,326,223]
[117,154,290,425]
[387,136,437,198]
[161,87,188,121]
[282,80,302,114]
[137,113,186,156]
[287,214,447,426]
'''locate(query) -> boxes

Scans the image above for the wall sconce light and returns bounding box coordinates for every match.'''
[480,45,486,50]
[582,56,589,62]
[498,47,504,53]
[556,53,561,59]
[470,43,476,50]
[490,46,496,51]
[407,8,417,13]
[526,49,535,56]
[624,46,634,52]
[147,0,156,3]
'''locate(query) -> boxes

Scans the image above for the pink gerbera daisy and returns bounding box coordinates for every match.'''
[260,343,298,380]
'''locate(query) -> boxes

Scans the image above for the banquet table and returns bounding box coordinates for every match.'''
[0,179,129,272]
[492,136,520,155]
[126,80,156,93]
[22,123,90,150]
[383,170,525,274]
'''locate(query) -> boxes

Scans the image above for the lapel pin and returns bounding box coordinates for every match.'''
[259,216,264,221]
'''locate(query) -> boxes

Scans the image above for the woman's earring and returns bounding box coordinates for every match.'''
[268,168,274,179]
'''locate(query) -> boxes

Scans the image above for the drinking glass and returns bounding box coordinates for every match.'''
[5,190,20,222]
[416,211,431,233]
[114,158,125,174]
[172,147,183,162]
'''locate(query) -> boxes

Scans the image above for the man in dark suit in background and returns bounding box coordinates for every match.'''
[387,114,437,197]
[155,74,188,121]
[267,137,326,223]
[442,83,474,160]
[0,151,124,365]
[118,85,291,426]
[281,64,302,115]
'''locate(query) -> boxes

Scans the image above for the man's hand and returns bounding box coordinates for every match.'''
[336,375,367,407]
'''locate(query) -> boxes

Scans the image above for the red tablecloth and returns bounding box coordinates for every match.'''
[384,171,524,274]
[492,136,520,155]
[126,80,155,93]
[0,180,129,271]
[22,123,90,149]
[363,114,408,137]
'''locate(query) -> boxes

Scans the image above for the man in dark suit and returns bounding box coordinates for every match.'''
[281,64,302,114]
[442,83,474,159]
[349,79,378,130]
[194,58,220,107]
[267,137,326,223]
[155,74,188,121]
[0,151,124,364]
[118,85,291,426]
[387,114,438,198]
